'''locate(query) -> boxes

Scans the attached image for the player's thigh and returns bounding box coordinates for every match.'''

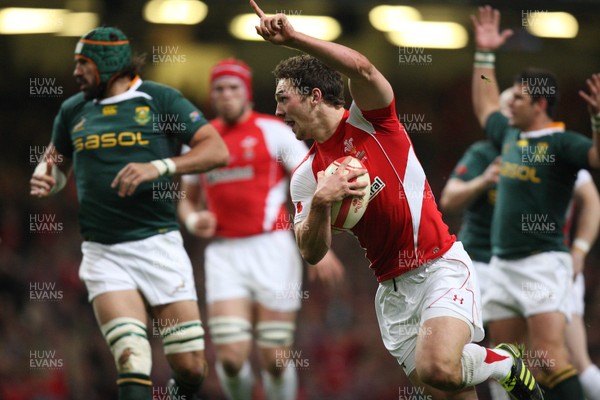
[526,312,568,352]
[256,304,297,368]
[208,298,253,365]
[416,316,471,377]
[92,289,148,325]
[565,314,592,372]
[527,312,571,372]
[487,317,527,346]
[408,370,478,400]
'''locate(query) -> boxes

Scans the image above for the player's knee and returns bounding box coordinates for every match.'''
[209,316,252,376]
[161,320,207,381]
[416,357,462,390]
[256,321,296,377]
[101,317,152,376]
[172,355,208,384]
[256,320,295,349]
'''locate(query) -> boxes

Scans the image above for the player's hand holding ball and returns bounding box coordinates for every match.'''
[315,156,370,232]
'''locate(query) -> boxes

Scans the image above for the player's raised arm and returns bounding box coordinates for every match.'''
[470,5,513,128]
[579,73,600,168]
[250,0,392,111]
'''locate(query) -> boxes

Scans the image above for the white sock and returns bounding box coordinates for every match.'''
[580,364,600,400]
[461,343,514,386]
[262,365,297,400]
[489,379,510,400]
[216,361,254,400]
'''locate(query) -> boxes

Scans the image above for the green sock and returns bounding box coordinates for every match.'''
[170,375,202,400]
[117,373,152,400]
[547,367,584,400]
[538,384,557,400]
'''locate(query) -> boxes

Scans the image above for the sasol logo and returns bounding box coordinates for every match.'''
[74,132,149,152]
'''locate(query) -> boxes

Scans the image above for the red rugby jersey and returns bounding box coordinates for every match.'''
[199,111,308,237]
[291,100,455,282]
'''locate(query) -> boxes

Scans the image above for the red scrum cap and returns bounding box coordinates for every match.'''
[210,59,253,101]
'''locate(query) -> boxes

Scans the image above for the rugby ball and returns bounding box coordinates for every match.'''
[324,156,370,232]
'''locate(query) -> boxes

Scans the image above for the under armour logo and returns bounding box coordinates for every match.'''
[452,294,464,304]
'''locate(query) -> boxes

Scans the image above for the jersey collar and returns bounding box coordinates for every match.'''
[96,76,152,105]
[520,121,565,139]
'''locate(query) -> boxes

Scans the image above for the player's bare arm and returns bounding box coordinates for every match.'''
[440,157,500,214]
[30,144,72,198]
[307,250,345,287]
[178,178,217,238]
[471,5,513,127]
[294,157,367,264]
[172,123,229,174]
[579,73,600,168]
[250,0,392,111]
[571,178,600,276]
[111,124,229,197]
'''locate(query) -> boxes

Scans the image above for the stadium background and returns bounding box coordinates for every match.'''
[1,0,599,398]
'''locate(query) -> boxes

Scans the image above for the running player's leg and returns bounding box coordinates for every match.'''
[93,290,152,400]
[152,300,207,400]
[208,298,254,400]
[256,305,298,400]
[414,316,478,399]
[566,273,600,400]
[486,318,525,400]
[528,312,583,399]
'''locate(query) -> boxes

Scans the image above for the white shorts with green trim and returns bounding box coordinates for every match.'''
[483,251,572,322]
[79,231,198,306]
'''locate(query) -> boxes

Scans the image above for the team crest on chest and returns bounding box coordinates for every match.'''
[343,137,367,161]
[240,136,258,160]
[134,106,151,125]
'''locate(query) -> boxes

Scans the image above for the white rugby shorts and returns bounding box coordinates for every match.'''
[483,251,572,322]
[79,231,198,306]
[569,272,585,317]
[472,260,491,302]
[204,230,303,312]
[375,241,484,376]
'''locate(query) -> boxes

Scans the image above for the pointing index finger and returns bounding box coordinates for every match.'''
[250,0,266,18]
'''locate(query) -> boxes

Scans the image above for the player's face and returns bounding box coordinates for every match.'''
[275,78,312,140]
[509,83,536,130]
[211,77,250,124]
[73,58,99,99]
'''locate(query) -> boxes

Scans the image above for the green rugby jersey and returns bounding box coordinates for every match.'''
[450,140,499,263]
[485,112,592,258]
[51,77,208,244]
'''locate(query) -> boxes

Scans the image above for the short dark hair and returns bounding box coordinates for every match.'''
[273,54,345,107]
[514,68,559,118]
